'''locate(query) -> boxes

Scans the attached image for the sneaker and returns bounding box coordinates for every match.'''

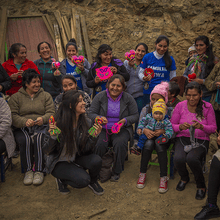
[55,179,70,195]
[23,170,34,185]
[130,145,141,156]
[158,176,169,193]
[194,205,220,219]
[136,173,146,189]
[33,172,44,185]
[88,181,104,195]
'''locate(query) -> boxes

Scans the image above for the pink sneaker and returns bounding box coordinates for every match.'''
[158,176,169,193]
[136,173,146,189]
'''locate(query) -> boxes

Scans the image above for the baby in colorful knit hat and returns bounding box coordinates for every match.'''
[133,98,173,155]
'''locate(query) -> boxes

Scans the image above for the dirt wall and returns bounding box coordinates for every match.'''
[2,0,220,74]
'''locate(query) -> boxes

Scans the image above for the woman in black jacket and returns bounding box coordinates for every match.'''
[43,90,103,195]
[0,63,11,95]
[86,44,129,97]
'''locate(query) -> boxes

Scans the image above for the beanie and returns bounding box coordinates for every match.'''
[152,98,167,119]
[150,82,169,104]
[188,45,196,53]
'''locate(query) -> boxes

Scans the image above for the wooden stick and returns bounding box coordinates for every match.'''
[71,8,77,41]
[45,14,54,32]
[61,16,70,41]
[80,15,92,64]
[54,24,65,61]
[42,15,55,42]
[88,209,107,219]
[63,16,71,39]
[70,17,76,40]
[8,14,42,18]
[72,9,84,56]
[0,7,7,63]
[54,10,68,48]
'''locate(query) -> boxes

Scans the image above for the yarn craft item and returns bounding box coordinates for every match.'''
[52,61,61,76]
[111,122,123,134]
[49,115,61,142]
[96,66,113,81]
[71,55,85,74]
[144,68,155,78]
[88,116,104,137]
[125,50,135,61]
[51,58,56,62]
[188,73,196,82]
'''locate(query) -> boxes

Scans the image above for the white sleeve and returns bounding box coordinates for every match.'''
[138,67,145,82]
[170,70,176,80]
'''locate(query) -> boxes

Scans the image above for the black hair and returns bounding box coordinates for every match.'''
[61,75,77,84]
[55,90,88,156]
[195,35,215,78]
[169,81,180,97]
[22,69,41,89]
[65,42,78,51]
[69,38,77,44]
[8,43,26,59]
[37,41,51,53]
[95,44,113,66]
[106,74,126,90]
[135,43,149,54]
[155,35,172,70]
[185,81,206,120]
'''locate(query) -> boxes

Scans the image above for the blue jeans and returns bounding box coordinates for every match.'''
[138,133,162,150]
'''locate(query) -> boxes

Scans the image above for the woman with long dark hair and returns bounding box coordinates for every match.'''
[2,43,40,96]
[138,35,176,105]
[171,82,217,200]
[60,42,91,94]
[183,35,219,102]
[43,90,103,195]
[86,44,129,97]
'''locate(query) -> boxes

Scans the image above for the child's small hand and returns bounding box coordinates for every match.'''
[137,129,142,135]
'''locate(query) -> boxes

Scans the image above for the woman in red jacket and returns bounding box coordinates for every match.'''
[2,43,40,96]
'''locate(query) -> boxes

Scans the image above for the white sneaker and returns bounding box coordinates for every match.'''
[33,172,44,185]
[23,170,34,185]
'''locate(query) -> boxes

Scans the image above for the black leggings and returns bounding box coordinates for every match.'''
[51,154,102,188]
[14,128,45,172]
[140,139,169,177]
[208,156,220,205]
[174,137,208,188]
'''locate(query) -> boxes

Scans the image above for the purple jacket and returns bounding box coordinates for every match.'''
[170,100,217,141]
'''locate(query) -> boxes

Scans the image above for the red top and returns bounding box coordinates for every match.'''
[2,58,40,96]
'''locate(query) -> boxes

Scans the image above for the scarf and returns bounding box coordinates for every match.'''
[187,54,208,77]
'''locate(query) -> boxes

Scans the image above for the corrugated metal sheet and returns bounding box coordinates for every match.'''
[6,17,58,62]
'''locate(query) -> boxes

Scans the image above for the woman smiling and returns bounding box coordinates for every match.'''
[8,69,55,186]
[88,74,139,181]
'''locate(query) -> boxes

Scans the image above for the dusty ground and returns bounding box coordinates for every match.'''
[0,151,219,220]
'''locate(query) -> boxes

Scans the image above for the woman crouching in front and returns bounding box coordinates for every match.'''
[43,90,103,195]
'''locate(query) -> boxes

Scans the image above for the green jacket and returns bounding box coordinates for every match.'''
[205,62,220,111]
[8,87,55,128]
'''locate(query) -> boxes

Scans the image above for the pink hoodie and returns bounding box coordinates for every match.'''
[170,100,217,141]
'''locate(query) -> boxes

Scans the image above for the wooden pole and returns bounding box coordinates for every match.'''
[45,14,54,32]
[63,16,71,40]
[42,15,55,42]
[70,17,76,40]
[0,7,7,63]
[80,15,92,64]
[71,8,77,41]
[54,24,65,61]
[72,9,84,56]
[54,10,68,48]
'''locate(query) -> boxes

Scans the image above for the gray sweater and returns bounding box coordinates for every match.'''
[123,60,143,98]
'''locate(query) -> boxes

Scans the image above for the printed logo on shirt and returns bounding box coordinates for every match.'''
[147,66,167,71]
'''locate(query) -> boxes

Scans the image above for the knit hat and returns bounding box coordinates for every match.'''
[150,82,169,104]
[188,45,196,53]
[152,99,167,119]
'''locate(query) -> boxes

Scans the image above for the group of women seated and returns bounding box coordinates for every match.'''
[1,34,220,220]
